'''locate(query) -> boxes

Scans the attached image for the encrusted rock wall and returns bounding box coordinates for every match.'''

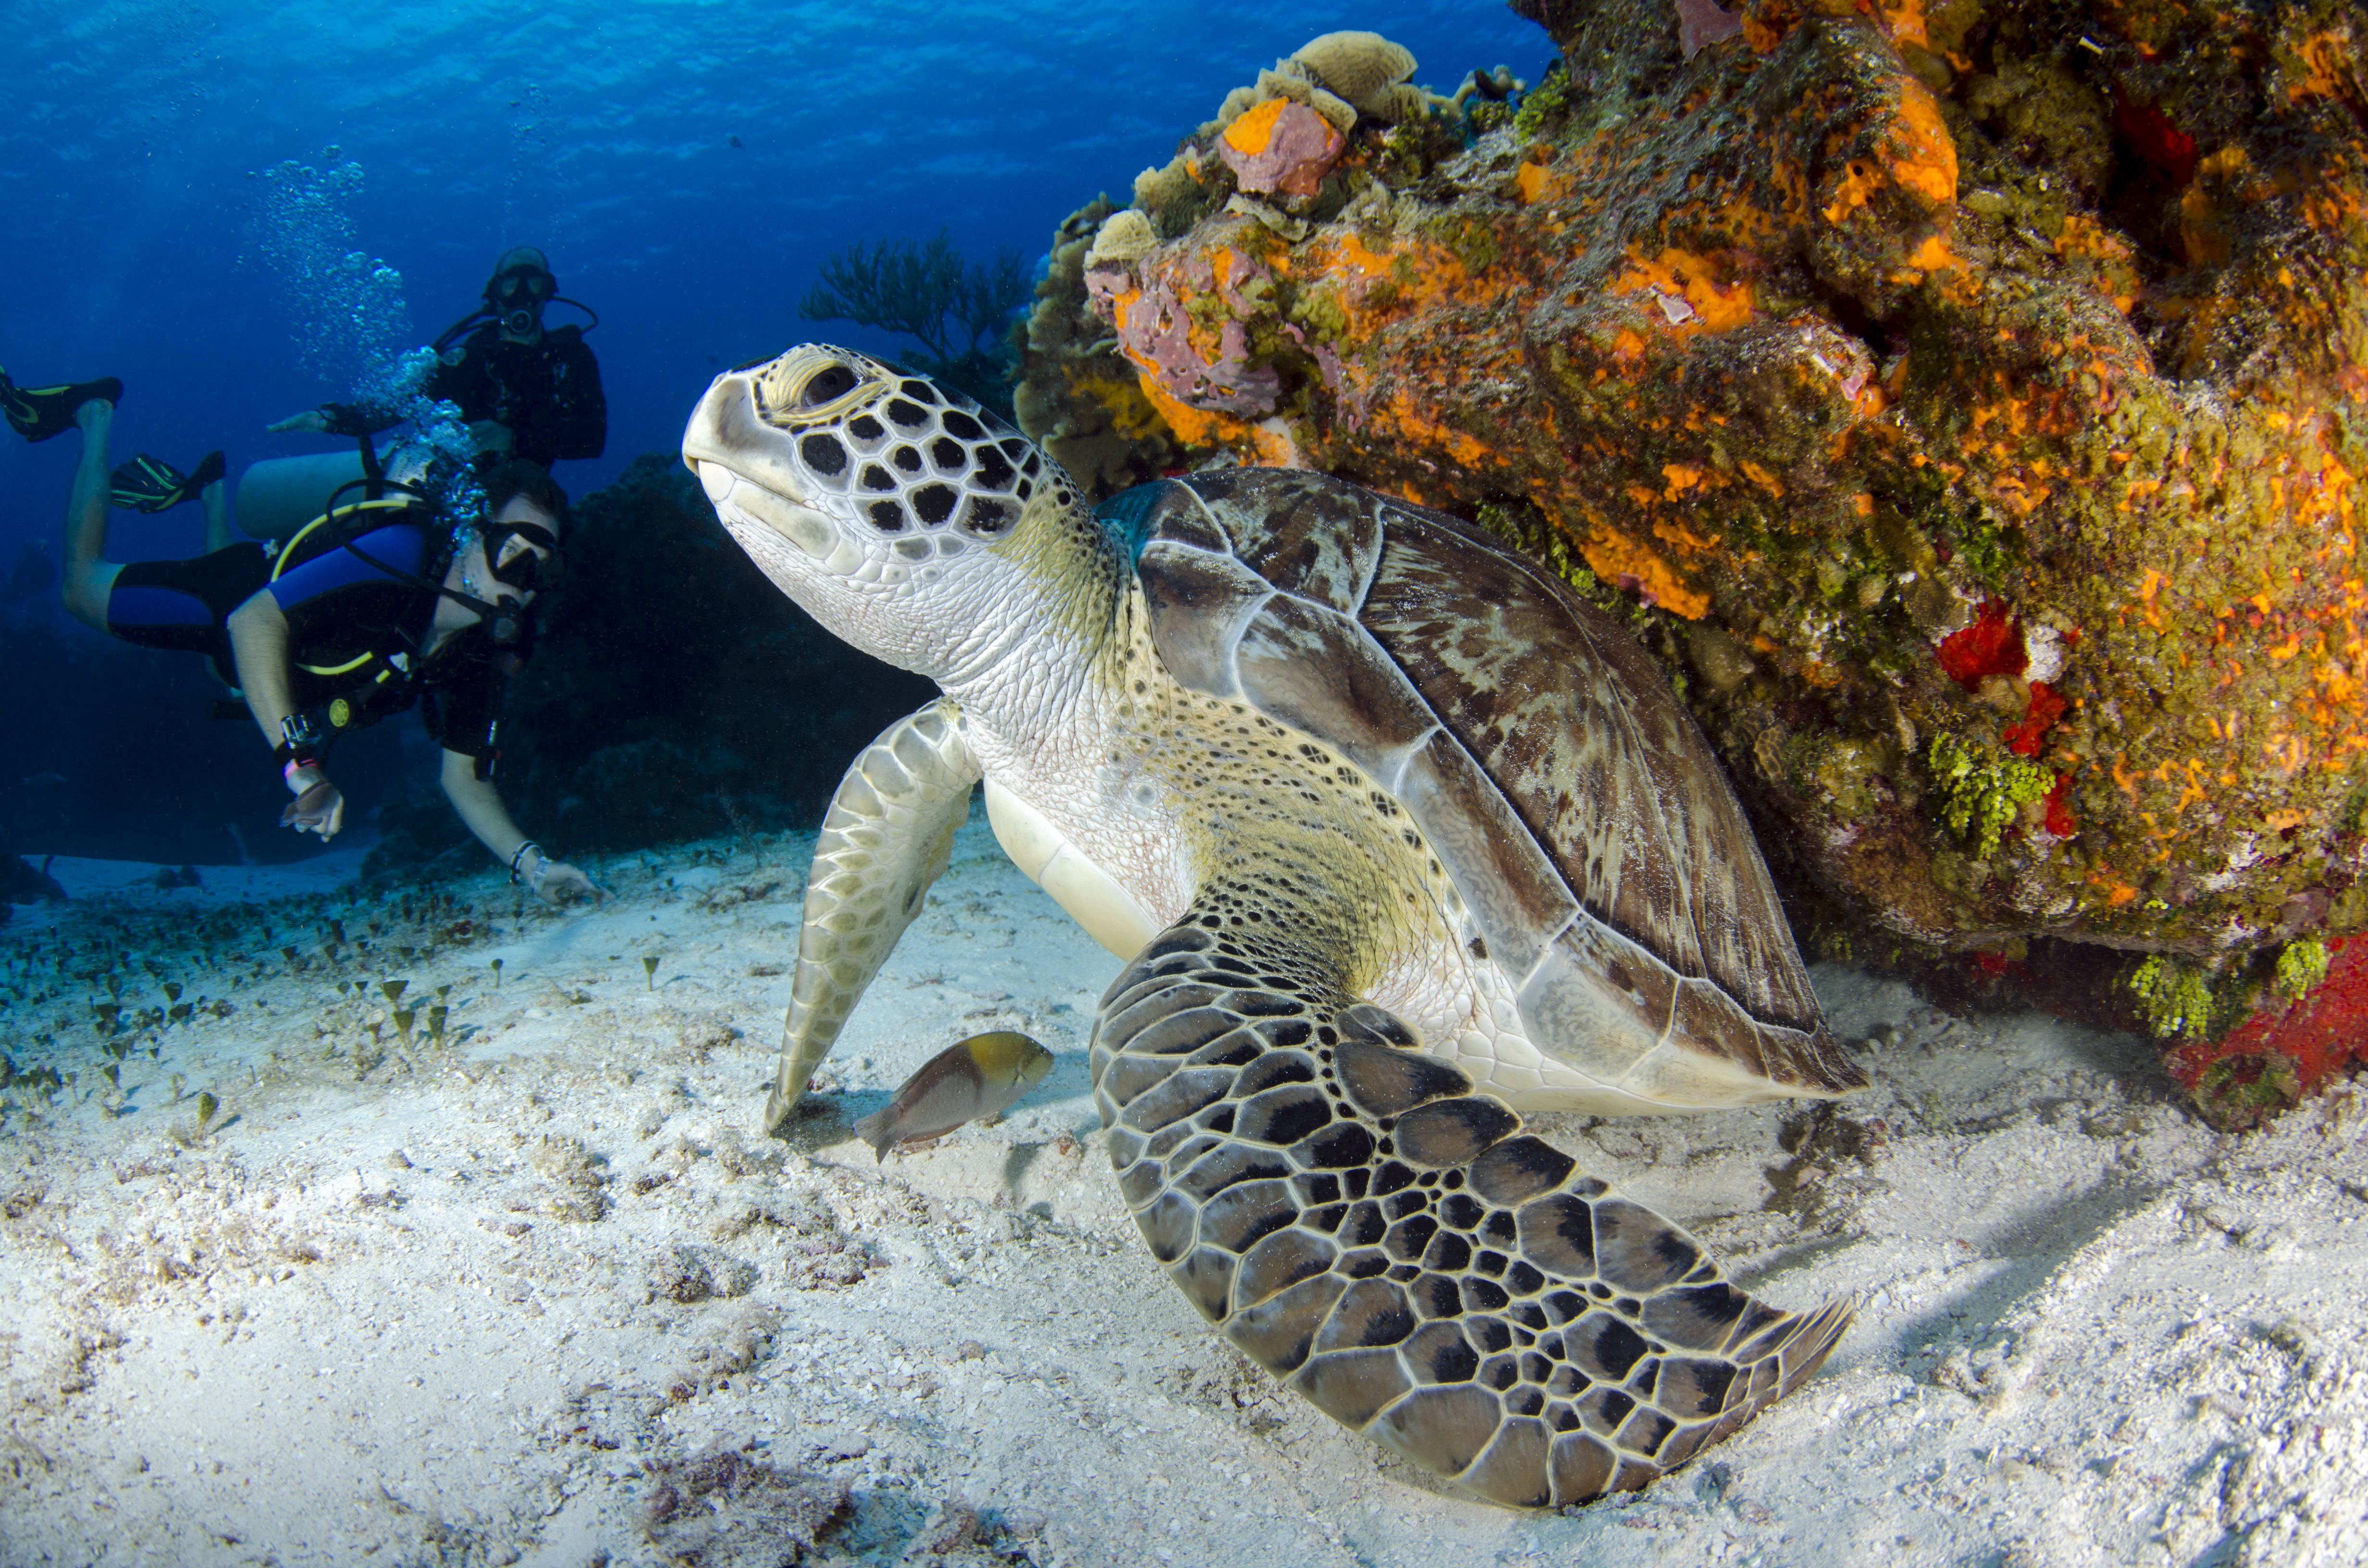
[1014,4,2368,1120]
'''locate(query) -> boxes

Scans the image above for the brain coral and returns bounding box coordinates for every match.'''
[1289,30,1419,116]
[1253,65,1360,135]
[1085,208,1159,267]
[1132,157,1197,218]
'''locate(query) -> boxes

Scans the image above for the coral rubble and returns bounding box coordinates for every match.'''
[1014,6,2368,1115]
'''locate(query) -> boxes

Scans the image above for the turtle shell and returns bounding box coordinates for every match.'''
[1106,468,1863,1107]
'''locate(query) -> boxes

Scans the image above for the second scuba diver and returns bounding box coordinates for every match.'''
[0,372,601,903]
[98,245,606,544]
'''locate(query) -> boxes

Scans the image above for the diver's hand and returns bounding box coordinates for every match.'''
[528,856,604,906]
[268,408,331,435]
[280,767,345,837]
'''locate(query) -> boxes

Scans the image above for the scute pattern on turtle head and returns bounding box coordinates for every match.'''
[740,343,1050,544]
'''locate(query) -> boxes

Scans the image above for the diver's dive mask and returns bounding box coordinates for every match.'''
[491,264,556,337]
[484,519,561,591]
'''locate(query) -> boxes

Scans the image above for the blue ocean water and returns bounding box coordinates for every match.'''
[3,0,1550,539]
[1,0,1550,865]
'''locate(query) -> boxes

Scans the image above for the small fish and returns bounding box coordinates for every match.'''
[854,1031,1054,1161]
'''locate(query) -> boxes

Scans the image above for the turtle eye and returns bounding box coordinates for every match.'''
[801,365,860,407]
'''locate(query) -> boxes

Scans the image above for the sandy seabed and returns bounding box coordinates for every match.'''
[1,812,2364,1568]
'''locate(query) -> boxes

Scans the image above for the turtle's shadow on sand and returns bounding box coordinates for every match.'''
[1877,1178,2165,1362]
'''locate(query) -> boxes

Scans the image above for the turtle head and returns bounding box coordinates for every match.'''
[682,344,1090,682]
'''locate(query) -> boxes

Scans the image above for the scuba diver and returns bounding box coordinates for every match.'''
[86,245,605,545]
[0,372,601,904]
[413,244,606,468]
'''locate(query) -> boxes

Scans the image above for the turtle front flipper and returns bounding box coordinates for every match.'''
[1091,892,1852,1508]
[766,699,982,1133]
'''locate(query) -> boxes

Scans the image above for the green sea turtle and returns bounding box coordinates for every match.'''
[680,345,1867,1508]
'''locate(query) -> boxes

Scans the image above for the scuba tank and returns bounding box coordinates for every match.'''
[268,436,538,738]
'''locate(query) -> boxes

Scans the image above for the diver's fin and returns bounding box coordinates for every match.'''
[110,450,225,513]
[1,368,122,442]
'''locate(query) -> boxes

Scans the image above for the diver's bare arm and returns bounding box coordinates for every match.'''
[439,748,531,865]
[225,592,300,751]
[441,749,600,901]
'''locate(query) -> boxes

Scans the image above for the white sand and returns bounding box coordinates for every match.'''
[2,812,2364,1567]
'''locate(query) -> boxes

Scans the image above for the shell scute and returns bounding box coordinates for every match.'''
[1163,468,1382,612]
[1229,594,1440,782]
[1332,1038,1470,1119]
[1137,471,1856,1101]
[1392,734,1574,978]
[1135,539,1265,698]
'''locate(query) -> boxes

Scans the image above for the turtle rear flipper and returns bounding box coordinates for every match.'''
[1091,891,1853,1508]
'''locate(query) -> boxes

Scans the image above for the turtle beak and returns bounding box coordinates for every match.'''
[682,365,840,561]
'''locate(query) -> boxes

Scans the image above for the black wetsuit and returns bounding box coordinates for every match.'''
[102,520,518,769]
[423,324,605,467]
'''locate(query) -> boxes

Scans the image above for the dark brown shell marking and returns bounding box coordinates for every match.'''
[1119,469,1860,1098]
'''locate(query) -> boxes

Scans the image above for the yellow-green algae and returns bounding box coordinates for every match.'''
[1926,734,2053,861]
[2128,956,2220,1041]
[2272,936,2332,1004]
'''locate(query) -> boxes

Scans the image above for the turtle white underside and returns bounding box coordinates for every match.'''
[983,778,1163,958]
[982,757,1785,1118]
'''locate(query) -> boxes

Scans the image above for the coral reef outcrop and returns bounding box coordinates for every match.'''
[1014,6,2368,1119]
